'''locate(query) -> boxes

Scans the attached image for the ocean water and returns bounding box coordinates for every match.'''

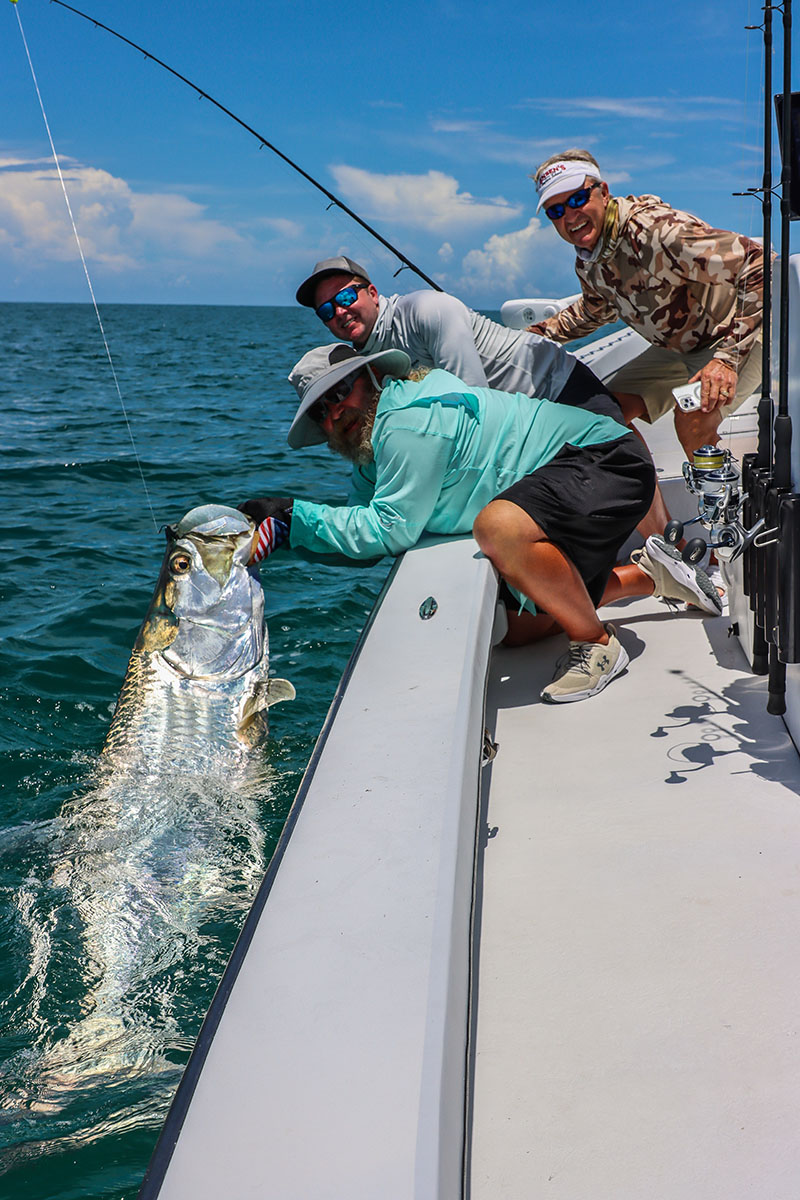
[0,302,392,1199]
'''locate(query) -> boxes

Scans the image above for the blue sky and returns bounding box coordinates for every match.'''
[2,0,795,307]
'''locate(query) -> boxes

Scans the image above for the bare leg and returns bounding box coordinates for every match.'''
[613,391,673,542]
[474,501,607,645]
[500,563,657,648]
[673,406,723,460]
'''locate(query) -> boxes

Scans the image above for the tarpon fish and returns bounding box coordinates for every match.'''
[1,505,294,1118]
[103,503,294,764]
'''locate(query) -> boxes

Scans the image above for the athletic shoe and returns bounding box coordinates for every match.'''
[631,534,723,616]
[541,623,629,704]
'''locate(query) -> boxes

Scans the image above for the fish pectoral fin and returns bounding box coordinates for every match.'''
[236,678,295,744]
[266,678,296,706]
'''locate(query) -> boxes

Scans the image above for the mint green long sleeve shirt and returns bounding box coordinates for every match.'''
[289,369,629,561]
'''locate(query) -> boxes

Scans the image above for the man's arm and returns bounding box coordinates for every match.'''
[290,423,454,559]
[535,289,619,342]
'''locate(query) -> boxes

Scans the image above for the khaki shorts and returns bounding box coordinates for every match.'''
[605,339,763,423]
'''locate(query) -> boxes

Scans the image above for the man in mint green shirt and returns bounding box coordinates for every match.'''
[239,344,721,703]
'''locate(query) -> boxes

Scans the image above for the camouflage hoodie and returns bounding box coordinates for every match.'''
[540,195,765,372]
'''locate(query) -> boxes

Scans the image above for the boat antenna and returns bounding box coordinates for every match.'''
[46,0,443,292]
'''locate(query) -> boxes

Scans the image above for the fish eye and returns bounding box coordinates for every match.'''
[169,553,192,575]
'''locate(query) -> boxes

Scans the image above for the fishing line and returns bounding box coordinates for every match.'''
[13,2,159,532]
[46,0,443,293]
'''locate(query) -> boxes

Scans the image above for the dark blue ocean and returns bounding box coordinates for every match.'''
[0,302,394,1199]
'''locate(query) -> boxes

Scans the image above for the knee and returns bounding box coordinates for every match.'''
[473,500,525,568]
[473,503,501,556]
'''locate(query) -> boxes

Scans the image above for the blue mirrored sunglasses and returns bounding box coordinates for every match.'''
[315,282,369,323]
[544,182,601,221]
[307,369,362,424]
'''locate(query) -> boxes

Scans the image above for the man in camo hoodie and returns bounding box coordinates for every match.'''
[529,150,765,459]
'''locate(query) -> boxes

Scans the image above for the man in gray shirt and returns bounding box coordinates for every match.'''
[294,255,624,422]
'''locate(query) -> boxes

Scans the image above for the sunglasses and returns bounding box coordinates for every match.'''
[315,282,369,323]
[544,182,601,221]
[308,369,362,424]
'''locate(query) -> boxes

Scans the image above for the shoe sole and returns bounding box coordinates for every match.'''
[646,537,723,615]
[541,642,630,703]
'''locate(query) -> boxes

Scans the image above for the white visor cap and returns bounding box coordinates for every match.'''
[536,160,602,211]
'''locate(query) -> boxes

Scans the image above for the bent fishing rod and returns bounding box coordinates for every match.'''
[45,0,443,293]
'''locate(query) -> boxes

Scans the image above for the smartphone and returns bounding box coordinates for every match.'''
[672,382,702,412]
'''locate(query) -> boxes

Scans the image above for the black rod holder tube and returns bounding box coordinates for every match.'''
[758,2,774,468]
[768,646,787,713]
[776,0,793,485]
[778,494,800,662]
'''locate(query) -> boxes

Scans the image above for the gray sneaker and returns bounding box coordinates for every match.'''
[541,623,629,704]
[631,534,723,616]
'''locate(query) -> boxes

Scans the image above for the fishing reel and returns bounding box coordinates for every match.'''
[666,445,764,563]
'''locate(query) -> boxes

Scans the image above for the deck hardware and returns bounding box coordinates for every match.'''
[753,525,779,548]
[419,596,438,620]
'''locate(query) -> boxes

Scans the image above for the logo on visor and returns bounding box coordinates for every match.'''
[538,163,568,189]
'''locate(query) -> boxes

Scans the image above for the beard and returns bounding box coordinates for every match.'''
[327,396,378,465]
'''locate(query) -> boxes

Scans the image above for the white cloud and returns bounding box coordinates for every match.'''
[430,119,494,135]
[329,165,522,232]
[458,217,568,296]
[521,95,741,124]
[0,156,250,273]
[251,216,305,239]
[428,121,597,169]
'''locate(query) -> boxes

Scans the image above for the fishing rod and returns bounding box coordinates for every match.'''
[45,0,443,293]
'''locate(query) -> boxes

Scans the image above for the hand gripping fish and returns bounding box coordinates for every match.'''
[103,504,294,764]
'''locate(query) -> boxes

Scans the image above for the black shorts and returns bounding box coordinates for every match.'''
[554,359,624,422]
[497,435,655,605]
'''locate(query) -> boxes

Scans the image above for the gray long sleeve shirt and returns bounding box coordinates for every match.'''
[358,290,577,401]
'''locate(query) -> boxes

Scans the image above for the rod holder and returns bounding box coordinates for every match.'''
[777,494,800,662]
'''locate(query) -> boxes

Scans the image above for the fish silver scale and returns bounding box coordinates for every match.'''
[1,507,294,1115]
[103,504,294,766]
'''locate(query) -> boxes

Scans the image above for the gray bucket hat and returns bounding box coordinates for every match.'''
[287,343,411,449]
[295,256,372,308]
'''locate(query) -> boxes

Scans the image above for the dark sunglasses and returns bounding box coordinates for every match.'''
[308,369,362,424]
[315,282,369,323]
[544,182,601,221]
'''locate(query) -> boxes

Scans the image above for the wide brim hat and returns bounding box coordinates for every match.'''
[287,343,411,449]
[295,256,372,308]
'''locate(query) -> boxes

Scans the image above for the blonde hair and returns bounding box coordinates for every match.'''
[531,149,601,185]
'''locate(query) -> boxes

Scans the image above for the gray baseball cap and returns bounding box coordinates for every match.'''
[287,342,410,449]
[295,256,372,307]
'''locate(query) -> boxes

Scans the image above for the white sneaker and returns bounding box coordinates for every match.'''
[631,535,723,616]
[541,623,629,703]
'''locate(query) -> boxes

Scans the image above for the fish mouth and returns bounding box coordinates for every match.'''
[171,504,252,540]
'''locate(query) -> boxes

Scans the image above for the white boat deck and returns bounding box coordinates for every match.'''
[470,393,800,1198]
[471,587,800,1199]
